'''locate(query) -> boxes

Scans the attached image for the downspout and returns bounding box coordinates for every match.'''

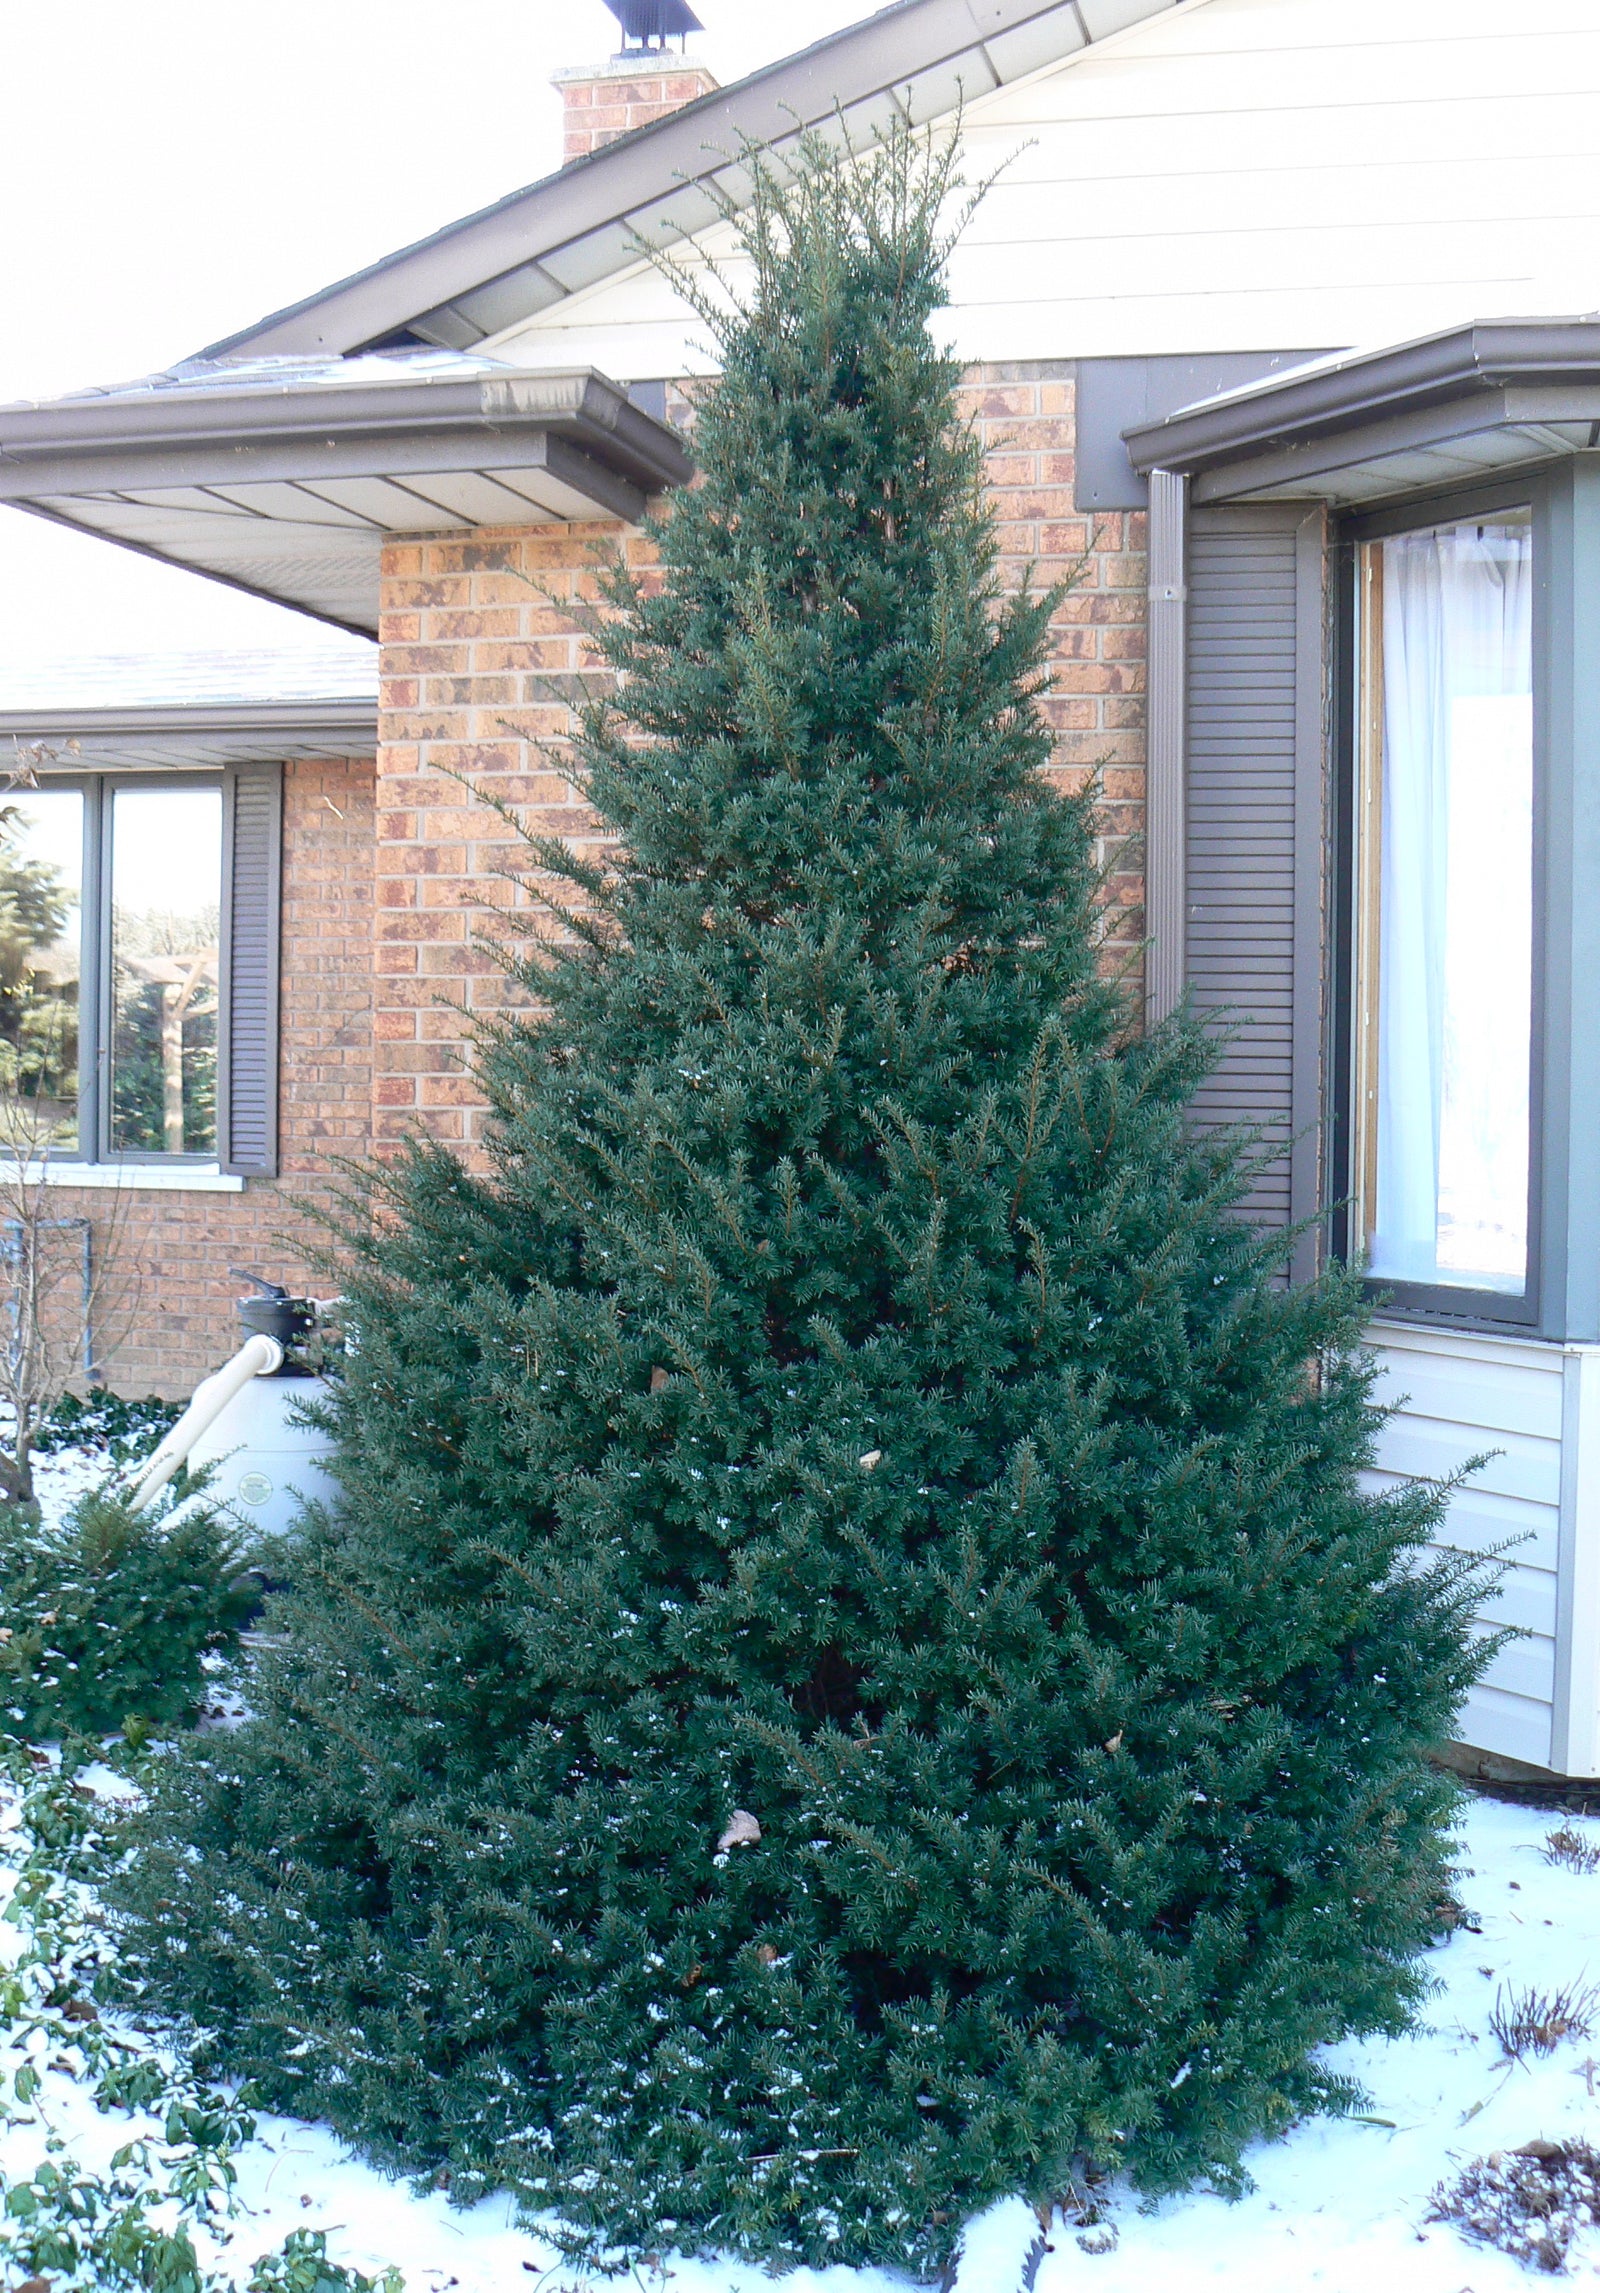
[128,1332,284,1512]
[1144,468,1189,1026]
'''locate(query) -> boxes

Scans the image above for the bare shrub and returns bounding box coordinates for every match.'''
[0,1105,134,1507]
[1490,1979,1600,2062]
[1544,1824,1600,1875]
[1432,2139,1600,2273]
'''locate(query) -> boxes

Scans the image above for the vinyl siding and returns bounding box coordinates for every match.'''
[1364,1322,1571,1772]
[490,0,1600,376]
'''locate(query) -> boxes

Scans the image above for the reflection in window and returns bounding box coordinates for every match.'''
[110,787,220,1157]
[0,792,82,1152]
[1357,513,1534,1295]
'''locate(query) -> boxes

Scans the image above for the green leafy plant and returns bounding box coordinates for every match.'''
[0,1481,258,1738]
[246,2229,403,2293]
[0,1739,402,2293]
[105,122,1489,2272]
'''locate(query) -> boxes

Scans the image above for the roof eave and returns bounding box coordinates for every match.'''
[0,696,379,768]
[0,363,692,636]
[1123,318,1600,479]
[0,367,692,494]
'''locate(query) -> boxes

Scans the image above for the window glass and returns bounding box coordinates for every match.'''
[109,786,221,1156]
[0,791,82,1153]
[1358,512,1533,1295]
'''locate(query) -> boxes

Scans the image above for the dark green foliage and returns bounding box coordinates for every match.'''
[37,1389,182,1469]
[0,1483,256,1739]
[104,127,1488,2270]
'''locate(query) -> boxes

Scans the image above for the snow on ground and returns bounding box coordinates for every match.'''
[30,1437,116,1523]
[0,1787,1594,2293]
[10,1445,1600,2287]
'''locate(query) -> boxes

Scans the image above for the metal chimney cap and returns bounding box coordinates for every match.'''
[603,0,704,52]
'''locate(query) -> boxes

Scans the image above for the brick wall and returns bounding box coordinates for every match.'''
[47,752,376,1394]
[961,363,1147,980]
[374,362,1148,1160]
[42,366,1148,1398]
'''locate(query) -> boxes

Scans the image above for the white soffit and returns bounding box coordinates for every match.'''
[1194,410,1600,507]
[0,358,693,636]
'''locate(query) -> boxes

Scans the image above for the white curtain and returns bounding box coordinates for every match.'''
[1371,518,1533,1294]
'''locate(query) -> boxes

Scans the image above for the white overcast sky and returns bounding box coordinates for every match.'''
[0,0,880,681]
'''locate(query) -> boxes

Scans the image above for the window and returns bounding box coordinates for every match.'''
[0,773,275,1172]
[109,785,221,1157]
[1353,510,1535,1303]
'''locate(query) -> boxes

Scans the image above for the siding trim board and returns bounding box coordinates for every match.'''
[1144,468,1187,1026]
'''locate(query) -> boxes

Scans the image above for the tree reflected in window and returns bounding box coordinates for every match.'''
[110,788,220,1157]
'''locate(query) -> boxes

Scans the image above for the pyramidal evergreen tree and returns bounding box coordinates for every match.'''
[107,127,1487,2273]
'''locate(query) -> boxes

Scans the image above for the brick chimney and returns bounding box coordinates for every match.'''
[553,51,720,165]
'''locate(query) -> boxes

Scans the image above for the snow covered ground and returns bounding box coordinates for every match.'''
[1,1786,1595,2291]
[9,1440,1600,2286]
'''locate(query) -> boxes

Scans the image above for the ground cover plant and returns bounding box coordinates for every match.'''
[37,1388,182,1470]
[104,123,1488,2273]
[0,1739,402,2292]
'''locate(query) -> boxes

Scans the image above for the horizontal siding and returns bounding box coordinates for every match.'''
[1458,1683,1561,1773]
[497,0,1600,374]
[1364,1324,1570,1768]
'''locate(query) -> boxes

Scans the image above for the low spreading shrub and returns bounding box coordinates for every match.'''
[0,1483,258,1739]
[36,1388,183,1469]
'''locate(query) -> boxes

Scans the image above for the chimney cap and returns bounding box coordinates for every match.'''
[603,0,704,52]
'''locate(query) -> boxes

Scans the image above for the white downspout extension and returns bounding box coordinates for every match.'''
[129,1332,284,1513]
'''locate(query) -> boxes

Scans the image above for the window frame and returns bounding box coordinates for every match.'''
[1331,470,1553,1333]
[18,768,227,1168]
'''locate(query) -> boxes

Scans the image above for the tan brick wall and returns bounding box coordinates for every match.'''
[27,366,1151,1395]
[960,363,1147,978]
[374,361,1148,1164]
[47,752,376,1395]
[554,64,718,163]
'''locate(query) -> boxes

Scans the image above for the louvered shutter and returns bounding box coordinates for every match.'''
[218,763,283,1177]
[1185,503,1326,1279]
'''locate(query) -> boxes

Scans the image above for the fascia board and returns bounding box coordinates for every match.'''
[195,0,1131,359]
[1125,320,1600,479]
[0,369,691,495]
[0,428,647,510]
